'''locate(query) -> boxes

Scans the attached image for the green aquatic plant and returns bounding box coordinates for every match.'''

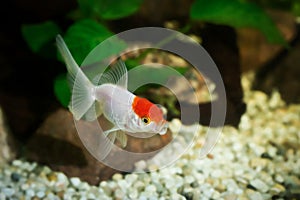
[190,0,287,46]
[77,0,144,19]
[252,0,300,17]
[21,0,287,107]
[22,0,143,107]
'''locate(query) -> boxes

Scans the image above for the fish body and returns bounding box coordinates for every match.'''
[95,84,167,134]
[56,35,168,150]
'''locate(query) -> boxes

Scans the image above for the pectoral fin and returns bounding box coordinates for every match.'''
[103,126,120,137]
[99,127,119,160]
[101,127,127,160]
[116,131,128,148]
[103,127,128,148]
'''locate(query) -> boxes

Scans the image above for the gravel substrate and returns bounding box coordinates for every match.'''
[0,72,300,200]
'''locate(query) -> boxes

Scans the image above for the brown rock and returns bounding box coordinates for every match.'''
[237,9,297,72]
[25,108,171,185]
[201,25,246,127]
[0,106,17,165]
[175,25,246,127]
[237,10,300,104]
[253,32,300,104]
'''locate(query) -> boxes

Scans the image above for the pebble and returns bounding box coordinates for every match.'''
[145,184,156,193]
[235,176,247,186]
[47,172,57,182]
[114,188,125,199]
[47,193,60,200]
[170,193,186,200]
[262,193,272,200]
[211,169,223,178]
[232,143,243,152]
[249,143,266,156]
[117,179,128,192]
[168,118,182,135]
[215,183,226,193]
[128,188,138,199]
[190,181,199,188]
[249,179,269,193]
[223,193,238,200]
[99,181,112,196]
[203,187,215,198]
[12,160,22,167]
[55,173,69,191]
[135,160,147,171]
[246,189,264,200]
[184,175,195,184]
[250,158,267,169]
[25,189,35,198]
[10,172,21,182]
[211,190,221,199]
[148,164,159,171]
[112,173,123,181]
[2,187,15,197]
[260,171,274,186]
[267,146,277,158]
[36,191,45,198]
[125,174,138,185]
[70,177,81,188]
[269,183,285,195]
[133,180,145,191]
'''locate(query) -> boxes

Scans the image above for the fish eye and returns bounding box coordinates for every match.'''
[141,117,150,124]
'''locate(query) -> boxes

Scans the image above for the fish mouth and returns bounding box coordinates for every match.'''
[156,121,168,135]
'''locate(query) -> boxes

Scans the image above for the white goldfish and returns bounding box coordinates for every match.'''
[56,35,168,150]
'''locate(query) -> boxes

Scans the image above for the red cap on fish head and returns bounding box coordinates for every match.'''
[132,96,165,123]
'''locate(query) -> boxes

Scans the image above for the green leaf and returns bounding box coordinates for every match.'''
[54,73,71,107]
[125,59,189,94]
[292,1,300,16]
[63,19,115,65]
[21,21,61,53]
[190,0,287,46]
[77,0,144,20]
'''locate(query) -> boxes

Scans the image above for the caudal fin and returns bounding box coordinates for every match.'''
[56,35,96,120]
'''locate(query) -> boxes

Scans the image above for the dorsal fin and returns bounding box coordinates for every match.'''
[94,59,128,89]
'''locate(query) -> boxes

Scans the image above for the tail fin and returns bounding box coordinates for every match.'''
[56,35,96,120]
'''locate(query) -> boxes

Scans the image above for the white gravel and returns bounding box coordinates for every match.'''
[0,72,299,199]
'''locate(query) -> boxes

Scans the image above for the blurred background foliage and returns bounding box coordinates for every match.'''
[20,0,292,107]
[0,0,297,140]
[253,0,300,16]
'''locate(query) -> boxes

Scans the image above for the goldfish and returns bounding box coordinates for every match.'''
[56,35,168,150]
